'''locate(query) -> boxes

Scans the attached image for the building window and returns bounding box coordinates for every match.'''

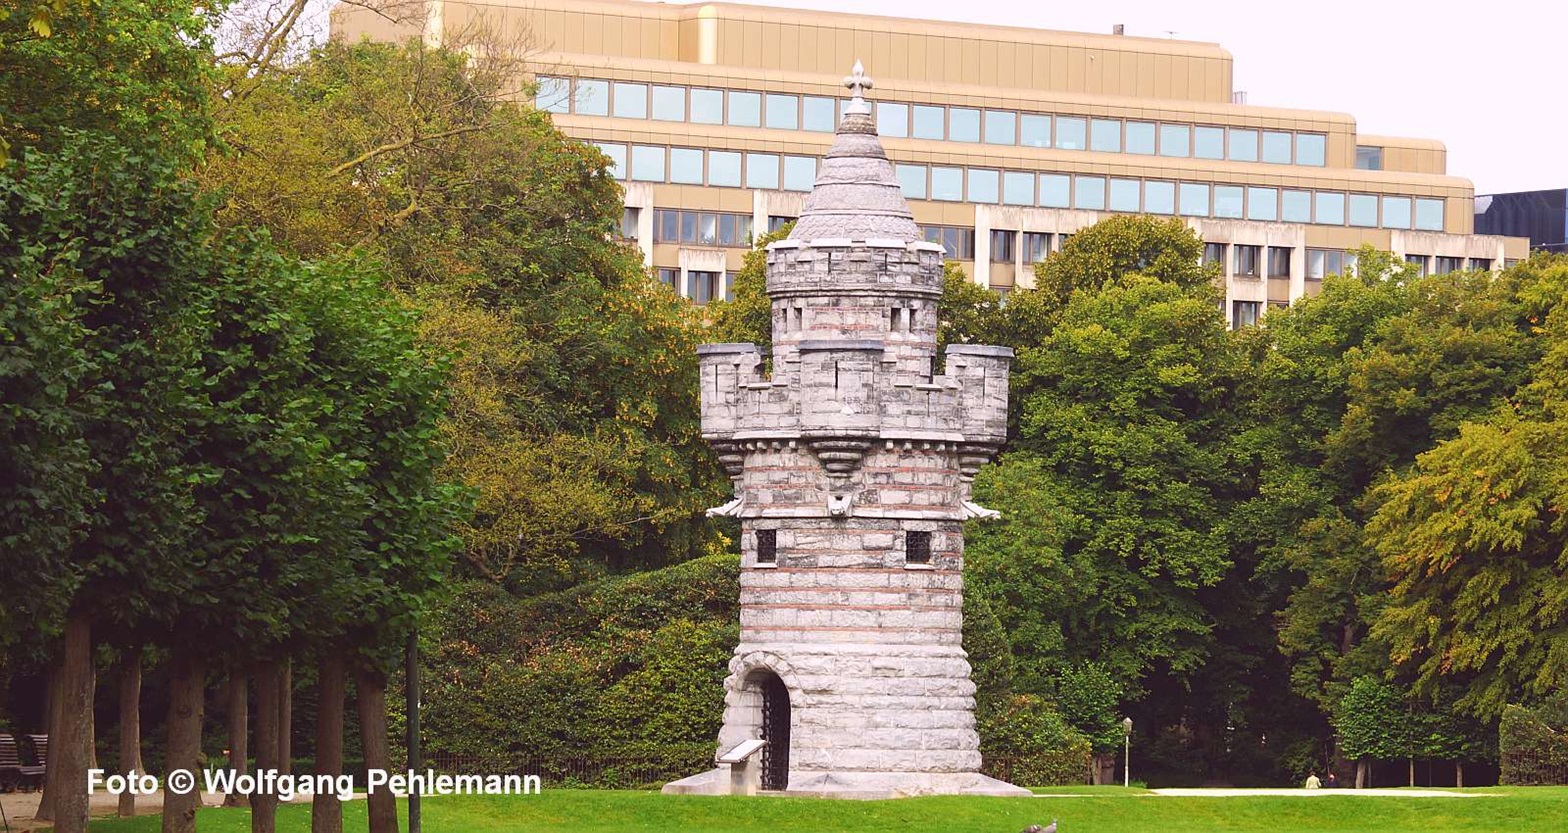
[1233,300,1262,328]
[765,93,800,130]
[688,270,720,303]
[1282,190,1312,223]
[537,76,571,113]
[669,147,703,184]
[723,271,737,301]
[1297,134,1326,166]
[1262,131,1293,164]
[782,156,817,191]
[655,267,678,290]
[803,96,835,132]
[897,164,928,200]
[1405,254,1430,277]
[612,82,647,119]
[1203,242,1227,269]
[768,215,795,233]
[1383,196,1413,230]
[575,79,609,116]
[1020,113,1050,148]
[1229,128,1259,162]
[913,104,946,139]
[1316,192,1346,226]
[990,230,1016,262]
[1469,258,1493,271]
[1267,246,1292,278]
[630,145,665,182]
[1074,176,1106,210]
[876,101,908,137]
[1194,125,1225,160]
[652,85,686,121]
[1306,249,1344,281]
[968,169,1000,204]
[1215,185,1244,219]
[1435,256,1464,275]
[1023,232,1051,264]
[932,167,964,201]
[728,91,761,127]
[949,108,981,142]
[1355,145,1384,170]
[1247,187,1278,222]
[1039,174,1071,208]
[652,210,751,247]
[1002,171,1034,206]
[1180,183,1211,217]
[1109,178,1141,212]
[1090,118,1122,152]
[691,88,724,124]
[984,110,1017,145]
[1415,198,1445,231]
[1127,121,1157,155]
[620,207,640,240]
[1349,194,1379,228]
[905,531,932,565]
[594,142,627,179]
[756,529,777,564]
[1056,116,1087,150]
[1159,124,1190,157]
[923,226,975,259]
[1235,244,1261,278]
[745,153,779,189]
[1145,181,1176,215]
[709,151,742,187]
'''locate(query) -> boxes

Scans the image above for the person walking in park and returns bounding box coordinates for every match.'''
[1305,772,1322,789]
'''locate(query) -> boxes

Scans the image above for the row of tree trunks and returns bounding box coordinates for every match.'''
[163,653,205,833]
[120,648,144,818]
[29,646,398,833]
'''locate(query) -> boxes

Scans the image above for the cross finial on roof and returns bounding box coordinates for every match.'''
[842,60,873,115]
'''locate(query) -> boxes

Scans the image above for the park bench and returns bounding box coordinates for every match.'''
[0,733,44,791]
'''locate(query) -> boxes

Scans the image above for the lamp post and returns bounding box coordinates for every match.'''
[1121,717,1133,788]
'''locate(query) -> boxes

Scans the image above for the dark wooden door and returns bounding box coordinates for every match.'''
[759,674,790,791]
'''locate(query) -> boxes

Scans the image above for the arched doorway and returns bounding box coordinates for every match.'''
[754,671,791,791]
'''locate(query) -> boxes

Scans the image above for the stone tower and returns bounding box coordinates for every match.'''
[665,64,1027,799]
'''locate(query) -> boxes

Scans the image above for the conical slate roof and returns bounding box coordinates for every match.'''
[788,66,921,244]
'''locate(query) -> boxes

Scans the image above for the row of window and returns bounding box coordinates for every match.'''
[650,209,757,248]
[654,267,736,304]
[598,141,1447,231]
[540,76,1330,167]
[753,529,932,565]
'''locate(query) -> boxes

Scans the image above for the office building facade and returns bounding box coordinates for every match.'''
[332,0,1529,328]
[1476,189,1567,254]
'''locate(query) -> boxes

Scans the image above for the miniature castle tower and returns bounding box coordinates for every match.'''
[664,63,1026,799]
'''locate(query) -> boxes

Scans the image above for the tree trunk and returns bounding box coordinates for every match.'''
[33,663,63,821]
[161,653,205,833]
[1456,760,1464,788]
[252,662,281,833]
[118,648,144,818]
[47,613,93,833]
[1355,758,1368,789]
[312,652,347,833]
[1408,757,1415,787]
[356,667,399,833]
[224,673,250,808]
[279,658,293,776]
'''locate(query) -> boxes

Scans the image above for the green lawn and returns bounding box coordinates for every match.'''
[81,788,1568,833]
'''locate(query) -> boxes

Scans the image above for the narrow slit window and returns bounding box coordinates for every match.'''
[906,531,932,564]
[756,529,777,564]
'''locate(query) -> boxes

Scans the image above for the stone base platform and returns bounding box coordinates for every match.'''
[662,767,1031,799]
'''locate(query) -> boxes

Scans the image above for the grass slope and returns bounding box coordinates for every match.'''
[82,788,1568,833]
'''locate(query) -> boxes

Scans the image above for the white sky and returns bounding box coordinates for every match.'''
[706,0,1567,195]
